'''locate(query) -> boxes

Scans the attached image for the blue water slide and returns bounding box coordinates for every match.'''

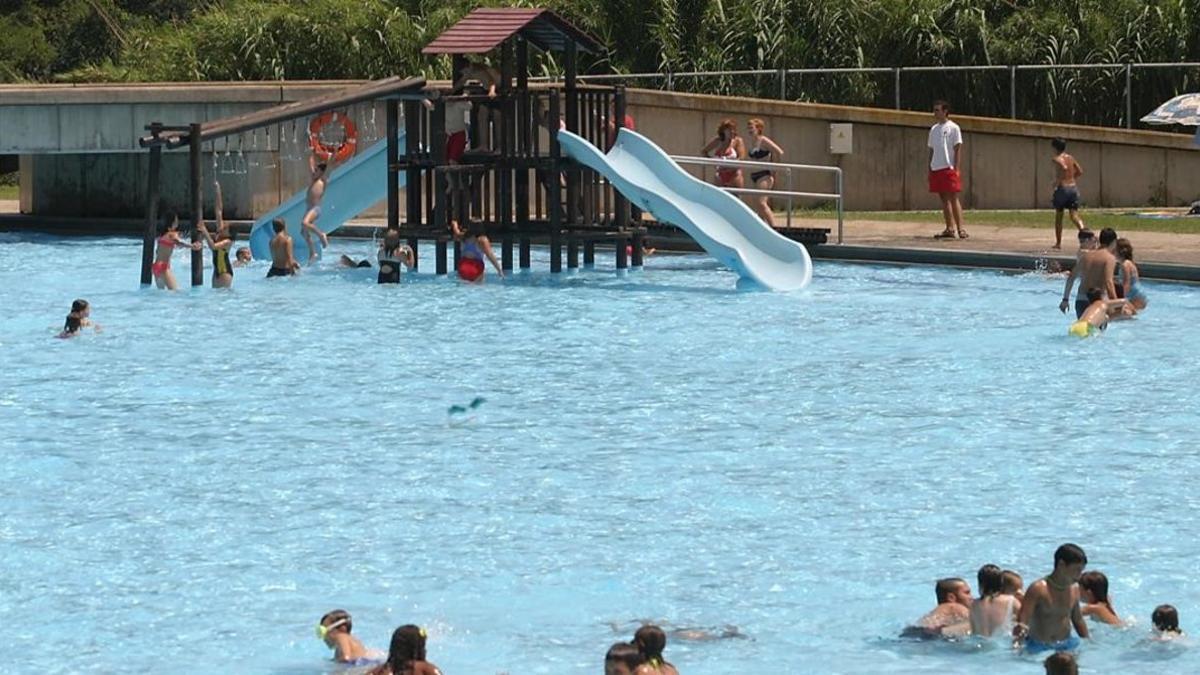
[557,129,812,291]
[249,134,406,261]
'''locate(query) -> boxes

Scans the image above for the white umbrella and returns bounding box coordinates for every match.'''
[1141,93,1200,147]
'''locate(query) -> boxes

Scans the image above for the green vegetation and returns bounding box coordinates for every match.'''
[2,1,1199,126]
[0,185,18,200]
[846,209,1200,235]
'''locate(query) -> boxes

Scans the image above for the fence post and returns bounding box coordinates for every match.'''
[666,71,673,91]
[894,68,901,110]
[1009,66,1017,119]
[777,68,787,100]
[1125,63,1133,129]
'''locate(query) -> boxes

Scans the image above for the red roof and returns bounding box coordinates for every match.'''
[423,8,603,55]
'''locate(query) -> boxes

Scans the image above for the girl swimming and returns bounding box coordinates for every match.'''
[970,564,1020,637]
[632,625,678,675]
[197,181,235,289]
[701,119,745,190]
[745,118,785,227]
[367,625,441,675]
[1116,238,1148,312]
[151,213,202,291]
[377,229,414,284]
[450,220,503,282]
[1079,570,1122,625]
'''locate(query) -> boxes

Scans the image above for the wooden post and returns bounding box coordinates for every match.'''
[189,123,203,287]
[548,89,563,273]
[498,40,514,250]
[520,237,531,269]
[502,236,513,271]
[564,42,579,226]
[140,135,163,287]
[583,240,595,267]
[616,236,628,269]
[436,239,448,275]
[404,98,423,271]
[515,37,530,231]
[431,98,447,233]
[387,100,401,232]
[567,235,579,269]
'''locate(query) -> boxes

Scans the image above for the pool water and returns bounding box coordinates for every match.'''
[2,234,1199,674]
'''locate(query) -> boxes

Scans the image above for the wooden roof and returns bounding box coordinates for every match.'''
[422,8,603,55]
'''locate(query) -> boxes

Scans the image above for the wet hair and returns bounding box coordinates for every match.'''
[1116,237,1133,261]
[747,118,765,134]
[933,99,951,114]
[717,118,737,139]
[633,624,669,667]
[935,577,966,604]
[383,229,402,255]
[1053,543,1088,568]
[159,212,180,235]
[317,162,328,173]
[320,609,353,634]
[236,246,252,260]
[70,299,89,314]
[1078,228,1095,242]
[1086,287,1104,303]
[1152,604,1180,633]
[272,218,287,233]
[1079,571,1114,614]
[1043,651,1078,675]
[1001,570,1023,595]
[1051,137,1067,153]
[62,313,82,334]
[1099,227,1118,247]
[977,564,1004,597]
[384,624,427,675]
[605,642,642,670]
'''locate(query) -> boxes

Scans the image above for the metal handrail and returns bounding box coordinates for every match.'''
[669,155,844,244]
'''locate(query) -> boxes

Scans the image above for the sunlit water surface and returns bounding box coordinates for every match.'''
[2,234,1198,674]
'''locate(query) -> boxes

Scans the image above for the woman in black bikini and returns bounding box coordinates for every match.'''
[745,118,785,227]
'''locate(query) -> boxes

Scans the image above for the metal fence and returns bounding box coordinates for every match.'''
[534,63,1200,130]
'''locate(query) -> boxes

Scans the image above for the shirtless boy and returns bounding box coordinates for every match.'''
[267,218,299,278]
[302,154,336,262]
[1013,543,1090,653]
[1050,138,1084,249]
[318,610,372,663]
[903,577,972,638]
[1060,228,1118,318]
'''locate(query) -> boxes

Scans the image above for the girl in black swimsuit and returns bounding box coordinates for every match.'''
[745,118,785,228]
[197,180,235,288]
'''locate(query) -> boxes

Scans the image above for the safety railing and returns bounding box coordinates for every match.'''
[668,155,845,244]
[532,62,1200,129]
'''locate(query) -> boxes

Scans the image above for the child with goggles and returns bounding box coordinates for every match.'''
[317,609,374,664]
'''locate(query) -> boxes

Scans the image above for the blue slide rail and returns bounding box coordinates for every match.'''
[557,128,812,291]
[249,134,406,261]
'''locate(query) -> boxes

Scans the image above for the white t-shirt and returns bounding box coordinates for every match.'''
[928,119,962,171]
[445,100,471,135]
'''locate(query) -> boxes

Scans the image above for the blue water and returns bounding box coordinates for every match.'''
[2,234,1198,674]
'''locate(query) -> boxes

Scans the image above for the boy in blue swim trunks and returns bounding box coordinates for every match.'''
[1014,544,1090,653]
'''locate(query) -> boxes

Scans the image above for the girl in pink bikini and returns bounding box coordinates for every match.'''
[151,214,201,291]
[701,119,745,190]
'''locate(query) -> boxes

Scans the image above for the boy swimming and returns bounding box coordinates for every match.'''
[317,610,372,663]
[1014,543,1090,653]
[1152,604,1183,639]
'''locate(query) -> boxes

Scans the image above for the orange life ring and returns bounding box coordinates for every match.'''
[308,111,357,163]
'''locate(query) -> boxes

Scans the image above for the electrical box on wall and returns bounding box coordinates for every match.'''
[829,123,853,154]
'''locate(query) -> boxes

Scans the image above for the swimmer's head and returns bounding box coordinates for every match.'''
[236,247,252,262]
[1153,604,1180,633]
[384,624,427,669]
[317,610,352,646]
[160,212,180,234]
[977,564,1004,597]
[604,642,641,675]
[717,119,736,140]
[1078,571,1109,605]
[1001,570,1024,597]
[272,218,287,234]
[1053,543,1087,579]
[1116,238,1133,261]
[935,577,972,606]
[633,624,667,665]
[1086,287,1104,304]
[62,313,82,335]
[71,299,90,316]
[383,229,402,250]
[1099,227,1118,248]
[1043,651,1078,675]
[1051,137,1067,153]
[1077,228,1096,248]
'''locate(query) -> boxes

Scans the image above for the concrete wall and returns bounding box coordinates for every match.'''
[3,82,1197,219]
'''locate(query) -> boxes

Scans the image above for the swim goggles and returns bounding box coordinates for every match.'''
[315,617,349,641]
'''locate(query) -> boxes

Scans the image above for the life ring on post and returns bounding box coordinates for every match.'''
[308,111,357,163]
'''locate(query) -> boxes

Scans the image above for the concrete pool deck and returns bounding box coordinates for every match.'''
[3,210,1199,282]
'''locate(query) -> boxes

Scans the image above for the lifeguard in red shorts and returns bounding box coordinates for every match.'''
[928,100,967,240]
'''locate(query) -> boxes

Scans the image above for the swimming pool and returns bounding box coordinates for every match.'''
[2,234,1198,674]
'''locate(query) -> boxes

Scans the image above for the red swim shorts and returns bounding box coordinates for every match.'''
[457,256,485,282]
[928,167,961,194]
[446,131,467,163]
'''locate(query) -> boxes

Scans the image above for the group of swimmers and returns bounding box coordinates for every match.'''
[906,543,1184,673]
[315,611,680,675]
[1058,226,1150,337]
[701,118,784,227]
